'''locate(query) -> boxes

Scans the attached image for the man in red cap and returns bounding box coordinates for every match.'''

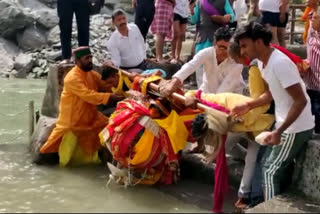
[40,47,124,166]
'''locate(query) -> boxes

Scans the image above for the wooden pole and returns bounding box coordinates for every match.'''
[105,65,230,118]
[29,100,35,143]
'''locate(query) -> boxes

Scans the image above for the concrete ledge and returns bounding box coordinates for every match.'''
[295,138,320,203]
[246,194,320,213]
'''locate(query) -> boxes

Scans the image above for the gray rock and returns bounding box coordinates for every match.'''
[13,53,34,78]
[43,49,61,61]
[0,38,17,74]
[36,9,59,29]
[32,67,44,76]
[47,25,60,45]
[17,26,47,50]
[0,0,34,39]
[17,0,50,10]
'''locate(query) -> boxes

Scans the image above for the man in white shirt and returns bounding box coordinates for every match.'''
[106,9,150,73]
[233,22,314,202]
[161,26,245,96]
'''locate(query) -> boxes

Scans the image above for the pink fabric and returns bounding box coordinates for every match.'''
[213,135,229,213]
[195,90,230,213]
[196,90,230,114]
[150,0,174,41]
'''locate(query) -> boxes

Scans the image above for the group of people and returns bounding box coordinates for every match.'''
[45,0,320,212]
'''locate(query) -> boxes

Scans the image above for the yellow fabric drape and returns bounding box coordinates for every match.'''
[40,66,111,165]
[59,131,100,167]
[185,91,274,136]
[155,111,189,154]
[111,70,132,96]
[130,130,155,165]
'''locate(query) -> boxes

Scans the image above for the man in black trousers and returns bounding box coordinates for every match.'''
[57,0,90,64]
[132,0,155,41]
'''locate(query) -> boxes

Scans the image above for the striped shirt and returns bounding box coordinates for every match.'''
[305,18,320,91]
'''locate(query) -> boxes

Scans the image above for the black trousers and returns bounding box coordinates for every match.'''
[134,0,155,41]
[307,89,320,133]
[57,0,90,59]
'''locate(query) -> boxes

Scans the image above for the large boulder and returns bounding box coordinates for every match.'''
[0,0,34,39]
[13,53,34,78]
[0,37,20,76]
[47,25,60,45]
[17,26,47,50]
[35,9,59,29]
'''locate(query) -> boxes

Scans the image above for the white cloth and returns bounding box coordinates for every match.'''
[233,0,248,22]
[261,49,315,133]
[259,0,280,13]
[106,23,146,68]
[173,47,245,94]
[174,0,190,18]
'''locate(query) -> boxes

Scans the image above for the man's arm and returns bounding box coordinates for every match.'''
[231,81,273,117]
[106,38,121,67]
[64,75,111,105]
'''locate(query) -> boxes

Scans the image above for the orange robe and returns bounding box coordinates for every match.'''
[40,66,111,164]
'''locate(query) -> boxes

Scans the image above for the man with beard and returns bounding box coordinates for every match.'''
[40,47,124,167]
[106,9,151,73]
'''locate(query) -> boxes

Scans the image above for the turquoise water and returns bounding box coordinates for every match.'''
[0,78,214,213]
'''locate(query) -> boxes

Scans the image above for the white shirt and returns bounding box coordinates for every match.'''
[106,23,146,68]
[174,0,190,18]
[173,47,245,94]
[259,0,280,13]
[261,49,314,133]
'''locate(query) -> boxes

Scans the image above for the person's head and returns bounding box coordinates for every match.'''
[101,65,120,88]
[73,47,93,72]
[213,26,233,63]
[112,9,127,31]
[228,40,249,65]
[307,0,319,8]
[234,22,272,60]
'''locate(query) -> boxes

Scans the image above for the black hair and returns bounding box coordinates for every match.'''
[234,21,273,46]
[112,9,126,20]
[101,66,118,80]
[191,114,208,139]
[214,26,233,43]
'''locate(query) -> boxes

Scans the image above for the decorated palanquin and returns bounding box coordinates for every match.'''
[99,72,195,186]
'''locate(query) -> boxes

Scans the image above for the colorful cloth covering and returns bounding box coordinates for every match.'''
[100,97,189,185]
[40,66,111,166]
[151,0,174,41]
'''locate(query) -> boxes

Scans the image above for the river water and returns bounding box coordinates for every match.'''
[0,78,233,213]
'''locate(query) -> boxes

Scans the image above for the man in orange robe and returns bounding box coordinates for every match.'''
[40,47,123,166]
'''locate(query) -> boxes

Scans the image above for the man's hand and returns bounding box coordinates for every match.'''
[312,13,320,32]
[109,93,125,103]
[264,130,282,145]
[159,78,182,97]
[132,0,137,8]
[223,14,231,23]
[185,96,199,109]
[103,60,114,68]
[231,102,250,118]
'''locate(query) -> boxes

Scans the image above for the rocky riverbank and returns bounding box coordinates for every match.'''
[0,0,162,79]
